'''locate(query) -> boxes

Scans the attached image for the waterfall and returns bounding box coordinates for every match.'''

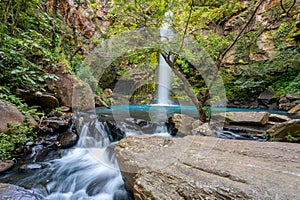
[42,117,130,200]
[156,11,174,105]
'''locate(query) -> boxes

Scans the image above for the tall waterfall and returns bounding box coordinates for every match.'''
[156,11,174,105]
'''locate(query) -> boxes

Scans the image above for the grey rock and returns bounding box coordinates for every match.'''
[286,94,300,101]
[0,183,43,200]
[222,112,270,126]
[20,163,43,171]
[115,136,300,200]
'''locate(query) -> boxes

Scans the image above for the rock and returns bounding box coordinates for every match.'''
[115,136,300,200]
[267,119,300,141]
[19,163,43,171]
[286,94,300,101]
[223,112,270,126]
[121,118,160,135]
[15,88,59,109]
[223,124,270,137]
[0,183,43,200]
[0,160,14,172]
[191,123,215,137]
[57,130,78,148]
[278,95,299,111]
[169,114,199,136]
[257,89,276,106]
[288,104,300,114]
[269,114,291,122]
[46,63,95,111]
[105,121,125,142]
[0,100,38,133]
[279,102,292,111]
[45,119,69,133]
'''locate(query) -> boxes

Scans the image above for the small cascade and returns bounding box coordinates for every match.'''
[42,117,130,200]
[156,11,174,105]
[12,115,132,200]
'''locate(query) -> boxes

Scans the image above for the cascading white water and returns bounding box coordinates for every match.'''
[156,11,174,105]
[42,116,130,200]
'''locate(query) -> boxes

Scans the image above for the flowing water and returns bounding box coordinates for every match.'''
[156,11,174,104]
[3,114,134,200]
[0,105,288,199]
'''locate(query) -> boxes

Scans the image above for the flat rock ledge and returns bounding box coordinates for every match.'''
[115,136,300,200]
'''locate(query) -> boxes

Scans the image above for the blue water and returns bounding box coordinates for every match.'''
[96,104,287,120]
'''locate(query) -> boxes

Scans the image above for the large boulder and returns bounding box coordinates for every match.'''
[257,89,276,107]
[223,112,270,126]
[115,136,300,200]
[0,100,38,133]
[46,63,95,111]
[267,119,300,141]
[0,183,43,200]
[15,88,59,110]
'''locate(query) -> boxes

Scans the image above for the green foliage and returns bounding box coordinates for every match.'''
[285,132,299,142]
[0,122,37,160]
[0,0,57,89]
[0,93,43,121]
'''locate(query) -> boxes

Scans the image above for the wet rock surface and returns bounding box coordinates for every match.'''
[115,135,300,200]
[0,183,43,200]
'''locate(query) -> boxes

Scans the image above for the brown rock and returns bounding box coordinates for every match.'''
[15,89,59,109]
[267,119,300,141]
[269,113,291,122]
[169,114,199,136]
[115,135,300,200]
[0,160,14,172]
[0,100,38,133]
[223,112,270,126]
[288,104,300,114]
[46,63,95,111]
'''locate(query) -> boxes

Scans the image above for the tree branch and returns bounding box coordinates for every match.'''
[199,0,265,120]
[280,0,296,17]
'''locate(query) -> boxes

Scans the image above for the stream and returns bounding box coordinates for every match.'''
[0,105,288,199]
